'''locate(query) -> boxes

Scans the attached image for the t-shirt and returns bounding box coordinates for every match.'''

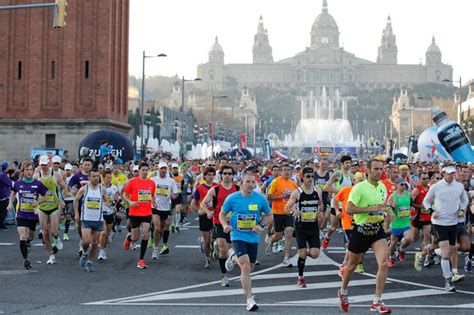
[335,186,353,230]
[348,180,387,225]
[151,176,178,211]
[221,191,271,243]
[193,183,214,208]
[103,184,119,214]
[13,179,48,220]
[111,172,127,190]
[123,177,156,217]
[268,177,298,215]
[390,191,411,229]
[172,174,183,193]
[68,172,89,190]
[382,179,396,201]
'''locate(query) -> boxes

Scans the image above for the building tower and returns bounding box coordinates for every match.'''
[426,36,442,66]
[377,16,398,64]
[252,15,273,64]
[168,81,181,110]
[209,36,224,64]
[310,0,340,49]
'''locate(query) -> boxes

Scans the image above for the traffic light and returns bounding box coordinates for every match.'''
[54,0,68,28]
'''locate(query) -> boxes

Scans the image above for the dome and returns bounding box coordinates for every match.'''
[427,36,441,54]
[128,85,139,99]
[210,36,223,52]
[311,0,339,35]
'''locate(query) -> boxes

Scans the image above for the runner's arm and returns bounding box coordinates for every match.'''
[284,189,299,215]
[346,201,385,215]
[7,191,16,211]
[73,186,86,221]
[200,187,215,215]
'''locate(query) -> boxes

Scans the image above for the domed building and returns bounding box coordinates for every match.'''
[197,0,452,97]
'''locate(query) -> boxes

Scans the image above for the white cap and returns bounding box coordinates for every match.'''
[171,163,179,168]
[158,162,168,169]
[442,166,456,174]
[295,164,301,169]
[313,158,319,164]
[39,155,49,165]
[132,165,139,171]
[105,164,113,170]
[64,163,73,171]
[52,156,61,164]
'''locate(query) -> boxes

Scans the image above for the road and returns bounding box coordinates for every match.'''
[0,216,473,314]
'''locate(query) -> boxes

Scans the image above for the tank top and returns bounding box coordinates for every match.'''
[415,185,430,222]
[39,170,59,211]
[81,184,103,221]
[314,171,329,204]
[390,191,411,229]
[212,183,239,224]
[296,187,320,231]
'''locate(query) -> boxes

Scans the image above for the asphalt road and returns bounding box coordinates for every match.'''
[0,215,473,315]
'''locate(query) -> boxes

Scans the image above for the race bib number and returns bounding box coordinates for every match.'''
[45,191,54,204]
[248,204,258,211]
[86,197,100,210]
[398,207,410,218]
[283,189,293,202]
[366,211,384,223]
[138,190,152,202]
[300,207,317,222]
[156,187,169,196]
[237,214,256,231]
[20,198,34,211]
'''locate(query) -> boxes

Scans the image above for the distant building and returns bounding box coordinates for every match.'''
[197,0,452,97]
[459,82,474,141]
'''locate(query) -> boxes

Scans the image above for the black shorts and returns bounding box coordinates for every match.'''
[412,218,431,230]
[273,214,294,233]
[129,215,152,229]
[295,228,320,249]
[456,223,469,238]
[348,224,387,254]
[214,223,231,243]
[38,208,60,216]
[433,224,457,246]
[153,209,171,221]
[63,201,74,215]
[330,207,337,216]
[171,195,182,208]
[233,240,258,263]
[17,218,38,231]
[103,213,114,225]
[199,214,213,232]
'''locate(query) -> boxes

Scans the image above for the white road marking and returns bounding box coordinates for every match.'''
[250,270,339,280]
[175,245,200,249]
[0,270,38,275]
[0,242,14,246]
[280,288,448,304]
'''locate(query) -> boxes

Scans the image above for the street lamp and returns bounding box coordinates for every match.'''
[140,50,167,158]
[211,94,228,157]
[443,77,462,123]
[156,109,162,146]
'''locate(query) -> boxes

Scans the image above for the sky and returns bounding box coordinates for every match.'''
[129,0,473,84]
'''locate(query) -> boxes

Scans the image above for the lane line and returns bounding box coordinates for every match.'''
[250,270,339,280]
[0,242,14,246]
[175,245,200,249]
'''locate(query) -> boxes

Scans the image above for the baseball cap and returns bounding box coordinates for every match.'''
[399,164,409,170]
[395,178,407,185]
[132,165,139,171]
[354,172,365,180]
[1,162,9,169]
[181,163,188,168]
[52,156,61,164]
[64,163,73,171]
[158,162,168,169]
[39,155,49,165]
[105,164,113,170]
[171,163,179,168]
[295,164,301,169]
[313,158,319,164]
[443,166,456,174]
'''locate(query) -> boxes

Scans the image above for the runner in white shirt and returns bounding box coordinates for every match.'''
[98,171,119,261]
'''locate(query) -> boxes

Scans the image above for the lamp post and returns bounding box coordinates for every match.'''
[140,50,166,158]
[443,77,462,123]
[156,109,162,146]
[211,94,227,157]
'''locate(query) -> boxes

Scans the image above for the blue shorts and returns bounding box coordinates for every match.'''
[81,220,104,231]
[389,226,411,238]
[232,240,258,264]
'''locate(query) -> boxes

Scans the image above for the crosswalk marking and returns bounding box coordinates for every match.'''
[250,270,339,280]
[175,245,200,249]
[0,243,14,246]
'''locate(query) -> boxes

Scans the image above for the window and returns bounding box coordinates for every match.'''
[84,60,90,79]
[45,134,56,148]
[51,61,56,79]
[321,37,329,45]
[17,61,22,80]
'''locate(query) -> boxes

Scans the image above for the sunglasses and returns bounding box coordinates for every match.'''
[421,177,429,180]
[304,175,314,178]
[205,173,215,176]
[222,172,233,175]
[435,177,442,180]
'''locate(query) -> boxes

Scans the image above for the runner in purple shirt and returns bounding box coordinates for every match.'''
[7,161,48,270]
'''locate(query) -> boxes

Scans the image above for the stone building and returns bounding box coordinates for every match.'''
[0,0,130,160]
[197,0,453,97]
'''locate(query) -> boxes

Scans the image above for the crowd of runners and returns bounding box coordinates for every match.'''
[0,153,473,313]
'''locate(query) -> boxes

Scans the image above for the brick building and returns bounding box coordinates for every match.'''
[0,0,130,160]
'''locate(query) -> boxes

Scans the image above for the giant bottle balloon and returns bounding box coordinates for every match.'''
[432,106,474,162]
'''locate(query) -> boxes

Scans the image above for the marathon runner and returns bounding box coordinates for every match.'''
[170,163,183,233]
[62,163,75,241]
[98,170,119,261]
[412,173,433,270]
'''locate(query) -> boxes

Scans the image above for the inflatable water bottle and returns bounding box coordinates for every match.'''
[432,106,474,162]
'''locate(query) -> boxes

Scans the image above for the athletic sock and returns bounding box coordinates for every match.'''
[163,230,170,244]
[140,239,148,259]
[64,220,70,233]
[469,243,474,260]
[441,257,452,279]
[373,296,381,304]
[20,240,28,259]
[219,257,227,274]
[452,268,458,274]
[127,234,132,242]
[297,257,306,277]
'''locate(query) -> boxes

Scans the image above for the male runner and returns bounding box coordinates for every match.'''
[412,173,433,270]
[98,170,119,261]
[170,163,183,233]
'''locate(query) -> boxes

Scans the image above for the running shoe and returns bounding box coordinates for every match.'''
[424,254,433,267]
[23,259,32,270]
[434,255,441,265]
[85,261,95,272]
[444,278,456,292]
[137,259,148,269]
[452,273,465,283]
[98,250,107,261]
[277,240,284,252]
[338,289,349,312]
[414,252,423,271]
[46,255,56,265]
[79,254,87,267]
[197,237,205,254]
[322,235,330,249]
[282,256,291,267]
[297,277,307,288]
[221,274,230,287]
[78,247,83,257]
[355,263,364,273]
[464,256,472,273]
[56,237,64,250]
[397,248,406,262]
[265,241,272,255]
[370,301,391,313]
[225,248,236,272]
[388,257,395,268]
[204,257,211,268]
[151,247,159,260]
[63,233,69,241]
[246,296,259,312]
[272,242,278,254]
[52,246,59,255]
[123,236,131,250]
[160,244,169,255]
[338,264,345,278]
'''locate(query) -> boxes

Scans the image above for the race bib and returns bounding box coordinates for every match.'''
[20,198,34,211]
[300,207,317,222]
[248,204,258,211]
[156,187,169,196]
[366,211,384,223]
[237,214,256,231]
[398,207,410,218]
[86,197,100,210]
[45,191,54,204]
[138,190,152,202]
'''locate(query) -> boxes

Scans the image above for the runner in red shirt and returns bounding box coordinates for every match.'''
[411,173,432,270]
[122,162,156,269]
[201,165,239,286]
[382,165,399,201]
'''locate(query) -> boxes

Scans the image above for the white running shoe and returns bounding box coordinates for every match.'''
[151,247,159,260]
[221,274,230,287]
[46,255,56,265]
[98,249,107,261]
[56,237,64,250]
[225,248,236,272]
[246,296,259,312]
[282,256,292,267]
